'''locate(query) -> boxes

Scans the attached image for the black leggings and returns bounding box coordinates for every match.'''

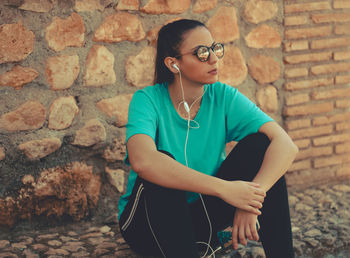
[119,133,294,258]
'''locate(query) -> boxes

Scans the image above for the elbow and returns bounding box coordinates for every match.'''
[130,157,151,178]
[289,139,299,160]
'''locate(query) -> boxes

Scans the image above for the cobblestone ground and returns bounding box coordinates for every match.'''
[0,180,349,258]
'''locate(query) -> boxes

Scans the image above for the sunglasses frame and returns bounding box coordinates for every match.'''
[175,42,225,62]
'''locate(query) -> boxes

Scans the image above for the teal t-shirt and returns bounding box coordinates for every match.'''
[118,82,273,219]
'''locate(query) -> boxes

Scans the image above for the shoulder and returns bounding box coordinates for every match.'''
[131,83,166,103]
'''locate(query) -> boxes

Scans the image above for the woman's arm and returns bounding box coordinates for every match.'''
[254,121,299,192]
[231,121,298,249]
[127,134,266,215]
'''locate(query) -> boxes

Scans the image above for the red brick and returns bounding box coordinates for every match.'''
[311,37,350,49]
[334,50,350,61]
[336,99,350,108]
[284,52,331,64]
[285,67,308,78]
[336,142,350,153]
[288,160,311,172]
[285,26,331,40]
[288,125,333,139]
[294,139,311,149]
[295,146,333,161]
[335,24,350,35]
[285,118,311,130]
[312,13,350,23]
[313,112,350,126]
[334,0,350,9]
[285,94,310,106]
[337,165,350,177]
[313,133,350,146]
[336,74,350,84]
[284,16,308,26]
[336,121,350,131]
[314,153,350,168]
[284,102,333,116]
[284,2,331,13]
[284,77,333,91]
[284,40,309,52]
[312,88,350,100]
[311,62,350,75]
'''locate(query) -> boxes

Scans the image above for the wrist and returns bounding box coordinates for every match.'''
[212,177,228,199]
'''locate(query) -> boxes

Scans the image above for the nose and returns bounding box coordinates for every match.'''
[208,48,218,64]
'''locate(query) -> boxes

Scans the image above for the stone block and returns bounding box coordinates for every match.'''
[45,12,85,52]
[22,175,35,185]
[93,12,145,43]
[248,55,280,84]
[192,0,218,13]
[245,24,281,48]
[0,23,35,64]
[84,45,116,87]
[115,0,139,10]
[74,0,105,12]
[18,138,62,160]
[218,45,247,86]
[256,85,278,113]
[244,0,278,24]
[140,0,190,14]
[0,101,46,132]
[46,55,80,90]
[19,0,54,12]
[125,46,156,87]
[72,119,106,147]
[103,137,126,162]
[105,167,125,193]
[207,6,239,43]
[97,94,133,127]
[48,96,79,130]
[0,65,38,89]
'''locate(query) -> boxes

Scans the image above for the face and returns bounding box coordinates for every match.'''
[175,27,220,86]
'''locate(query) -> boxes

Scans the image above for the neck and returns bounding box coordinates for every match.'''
[168,77,205,106]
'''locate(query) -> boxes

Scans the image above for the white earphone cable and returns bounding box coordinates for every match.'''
[177,68,215,258]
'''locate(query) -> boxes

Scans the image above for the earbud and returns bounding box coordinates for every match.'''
[172,63,180,71]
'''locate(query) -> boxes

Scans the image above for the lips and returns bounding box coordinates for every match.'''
[208,68,218,75]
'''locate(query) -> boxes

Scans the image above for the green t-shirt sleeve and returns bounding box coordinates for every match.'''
[125,90,158,164]
[225,85,273,142]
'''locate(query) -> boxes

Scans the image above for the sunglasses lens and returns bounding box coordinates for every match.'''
[213,43,224,58]
[197,46,210,62]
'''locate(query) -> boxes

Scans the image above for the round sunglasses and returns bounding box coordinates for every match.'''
[176,43,224,62]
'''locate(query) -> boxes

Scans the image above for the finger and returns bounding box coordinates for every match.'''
[254,195,265,204]
[232,225,239,250]
[248,182,260,187]
[245,224,253,241]
[247,205,261,215]
[239,225,247,246]
[250,223,259,241]
[250,200,263,209]
[255,188,266,197]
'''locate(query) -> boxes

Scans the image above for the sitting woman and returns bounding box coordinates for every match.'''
[118,19,298,258]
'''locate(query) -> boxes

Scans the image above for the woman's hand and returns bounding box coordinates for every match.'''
[232,209,259,250]
[218,180,265,215]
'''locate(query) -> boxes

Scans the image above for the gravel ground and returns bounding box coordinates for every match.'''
[0,180,349,258]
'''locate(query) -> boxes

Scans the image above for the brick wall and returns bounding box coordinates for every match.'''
[283,0,350,185]
[0,0,348,226]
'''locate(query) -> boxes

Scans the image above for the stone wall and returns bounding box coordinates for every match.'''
[0,0,349,227]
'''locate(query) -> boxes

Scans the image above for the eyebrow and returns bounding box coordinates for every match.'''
[190,41,216,51]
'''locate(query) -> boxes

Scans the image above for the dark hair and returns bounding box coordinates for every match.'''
[154,19,206,84]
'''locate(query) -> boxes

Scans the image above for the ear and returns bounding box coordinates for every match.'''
[164,57,179,73]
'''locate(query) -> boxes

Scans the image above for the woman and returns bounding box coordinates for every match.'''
[118,19,298,258]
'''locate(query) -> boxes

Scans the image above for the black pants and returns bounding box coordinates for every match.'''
[119,133,294,258]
